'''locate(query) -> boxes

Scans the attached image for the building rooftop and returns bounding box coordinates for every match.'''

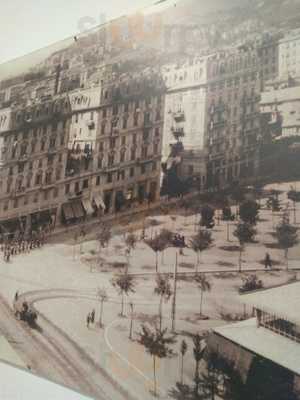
[243,281,300,326]
[214,318,300,375]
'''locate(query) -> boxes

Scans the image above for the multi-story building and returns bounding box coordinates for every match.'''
[0,95,71,236]
[204,47,262,189]
[162,56,209,160]
[279,29,300,79]
[0,66,166,236]
[260,83,300,140]
[257,33,280,84]
[95,69,165,214]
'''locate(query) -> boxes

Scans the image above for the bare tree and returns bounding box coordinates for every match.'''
[111,272,136,317]
[97,287,108,327]
[97,224,112,252]
[159,229,173,264]
[138,324,175,397]
[195,273,212,317]
[154,274,172,332]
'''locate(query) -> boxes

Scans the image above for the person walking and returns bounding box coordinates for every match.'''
[86,313,91,328]
[264,252,272,270]
[90,309,95,324]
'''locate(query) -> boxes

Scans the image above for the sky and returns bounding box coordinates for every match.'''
[0,0,162,64]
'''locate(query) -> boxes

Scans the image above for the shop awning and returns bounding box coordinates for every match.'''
[93,194,106,210]
[62,203,75,221]
[71,201,85,219]
[81,198,94,215]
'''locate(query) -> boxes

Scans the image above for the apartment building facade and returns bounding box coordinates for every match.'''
[204,47,262,189]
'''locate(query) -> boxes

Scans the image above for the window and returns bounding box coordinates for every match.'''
[130,148,136,161]
[154,143,159,155]
[98,157,103,169]
[108,153,114,167]
[35,171,42,186]
[121,136,126,146]
[65,184,70,194]
[141,164,146,175]
[132,134,137,145]
[18,163,24,173]
[75,181,80,193]
[155,128,160,137]
[53,188,59,198]
[112,104,118,115]
[134,113,139,126]
[101,122,106,135]
[107,173,113,183]
[124,103,129,112]
[13,198,18,209]
[41,139,46,151]
[130,167,135,177]
[83,179,89,189]
[102,108,107,118]
[120,149,126,163]
[122,117,128,129]
[96,176,100,186]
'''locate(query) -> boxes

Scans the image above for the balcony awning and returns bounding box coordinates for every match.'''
[62,203,75,221]
[81,198,94,215]
[93,194,106,210]
[72,201,85,219]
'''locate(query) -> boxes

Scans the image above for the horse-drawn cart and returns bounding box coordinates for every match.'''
[13,300,37,326]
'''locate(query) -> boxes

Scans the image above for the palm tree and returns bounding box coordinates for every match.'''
[154,274,172,332]
[111,272,136,316]
[193,333,205,396]
[195,273,212,317]
[97,287,108,327]
[138,324,176,397]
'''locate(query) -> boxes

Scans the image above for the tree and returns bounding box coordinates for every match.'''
[193,334,205,397]
[180,340,188,385]
[97,224,111,252]
[111,272,136,316]
[195,273,212,317]
[275,220,298,269]
[97,287,108,327]
[154,274,172,332]
[190,230,213,272]
[233,222,257,272]
[145,235,166,272]
[200,205,215,229]
[239,200,260,225]
[159,229,173,264]
[124,233,137,270]
[138,324,176,397]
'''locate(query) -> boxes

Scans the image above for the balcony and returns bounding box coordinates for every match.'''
[87,120,95,130]
[173,110,185,123]
[171,127,185,140]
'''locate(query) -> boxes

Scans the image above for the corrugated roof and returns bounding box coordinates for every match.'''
[214,318,300,375]
[242,282,300,325]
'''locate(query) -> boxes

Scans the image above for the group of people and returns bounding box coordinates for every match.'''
[86,309,96,328]
[173,234,186,248]
[1,229,47,263]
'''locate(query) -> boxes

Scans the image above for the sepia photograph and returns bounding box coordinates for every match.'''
[0,0,300,398]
